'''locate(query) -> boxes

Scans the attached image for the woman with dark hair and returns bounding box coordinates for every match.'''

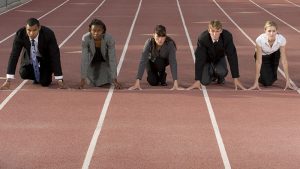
[129,25,183,90]
[79,19,121,89]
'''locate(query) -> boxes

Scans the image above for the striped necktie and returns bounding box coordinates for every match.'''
[31,39,40,82]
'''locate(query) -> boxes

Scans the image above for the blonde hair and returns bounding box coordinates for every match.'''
[208,20,222,30]
[264,21,278,30]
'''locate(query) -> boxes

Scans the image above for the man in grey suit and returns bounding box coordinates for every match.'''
[79,19,121,89]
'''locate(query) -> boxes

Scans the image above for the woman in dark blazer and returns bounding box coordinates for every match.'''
[79,19,121,89]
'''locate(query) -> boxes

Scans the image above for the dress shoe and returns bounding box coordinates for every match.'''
[217,77,225,84]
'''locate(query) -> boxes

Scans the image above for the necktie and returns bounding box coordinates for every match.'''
[31,39,40,82]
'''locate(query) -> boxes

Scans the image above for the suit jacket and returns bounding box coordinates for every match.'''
[7,26,63,77]
[194,29,239,80]
[81,32,117,86]
[136,37,178,81]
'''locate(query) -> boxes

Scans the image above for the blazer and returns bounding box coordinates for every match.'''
[194,29,240,80]
[81,32,117,86]
[7,26,63,77]
[136,37,178,80]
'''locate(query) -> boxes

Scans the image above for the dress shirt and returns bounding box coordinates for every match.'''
[256,33,286,55]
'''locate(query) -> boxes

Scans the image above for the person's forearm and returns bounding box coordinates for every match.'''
[254,61,261,82]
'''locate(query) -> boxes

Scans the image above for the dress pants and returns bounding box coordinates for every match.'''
[200,56,228,85]
[147,57,168,86]
[255,50,280,86]
[19,58,52,86]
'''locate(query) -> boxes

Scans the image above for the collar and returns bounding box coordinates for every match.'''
[29,34,39,43]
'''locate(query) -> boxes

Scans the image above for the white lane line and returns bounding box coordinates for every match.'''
[81,0,143,169]
[176,0,231,169]
[213,0,299,94]
[0,0,106,110]
[248,0,300,33]
[0,0,32,15]
[0,81,27,110]
[0,0,70,44]
[286,0,300,7]
[15,9,41,12]
[234,11,258,14]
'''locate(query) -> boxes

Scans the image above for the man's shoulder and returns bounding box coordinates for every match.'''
[199,30,209,39]
[40,26,55,35]
[221,29,233,39]
[198,30,210,44]
[15,27,27,37]
[222,29,231,34]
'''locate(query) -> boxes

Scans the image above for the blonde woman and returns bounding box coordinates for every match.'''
[249,21,296,90]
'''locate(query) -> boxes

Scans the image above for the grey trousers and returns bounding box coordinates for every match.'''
[201,57,228,85]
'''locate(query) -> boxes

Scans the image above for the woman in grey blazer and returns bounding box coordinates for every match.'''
[79,19,121,89]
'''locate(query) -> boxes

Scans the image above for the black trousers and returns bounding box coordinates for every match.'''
[200,57,228,85]
[255,50,280,86]
[19,61,52,86]
[147,57,168,86]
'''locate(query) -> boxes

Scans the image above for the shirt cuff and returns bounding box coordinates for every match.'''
[6,74,15,79]
[54,76,63,80]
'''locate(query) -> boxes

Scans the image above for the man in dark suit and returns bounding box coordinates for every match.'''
[0,18,66,90]
[187,20,246,90]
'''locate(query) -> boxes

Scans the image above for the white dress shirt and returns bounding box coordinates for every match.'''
[256,33,286,55]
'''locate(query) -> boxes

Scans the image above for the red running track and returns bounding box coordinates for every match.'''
[0,0,300,168]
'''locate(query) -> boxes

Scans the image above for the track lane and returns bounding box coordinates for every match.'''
[87,0,224,168]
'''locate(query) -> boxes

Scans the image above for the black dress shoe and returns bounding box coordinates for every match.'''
[217,77,225,84]
[160,82,168,86]
[211,76,217,82]
[33,80,39,84]
[159,72,167,86]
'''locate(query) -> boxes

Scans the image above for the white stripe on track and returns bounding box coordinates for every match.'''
[213,0,299,94]
[0,0,32,15]
[81,0,143,169]
[286,0,300,7]
[0,0,70,44]
[249,0,300,33]
[176,0,232,169]
[0,80,27,110]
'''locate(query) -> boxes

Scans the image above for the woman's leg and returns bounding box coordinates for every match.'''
[259,51,280,86]
[147,61,159,86]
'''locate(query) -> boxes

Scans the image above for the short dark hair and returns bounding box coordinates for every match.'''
[89,19,106,33]
[26,18,40,27]
[154,25,166,37]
